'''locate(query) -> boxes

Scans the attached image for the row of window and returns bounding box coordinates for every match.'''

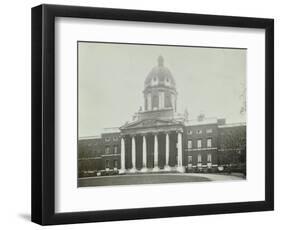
[187,128,213,135]
[105,136,119,142]
[105,145,118,154]
[188,154,212,163]
[105,159,118,168]
[187,138,212,149]
[105,156,212,168]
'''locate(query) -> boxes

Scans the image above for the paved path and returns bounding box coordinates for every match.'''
[187,173,245,181]
[78,173,244,187]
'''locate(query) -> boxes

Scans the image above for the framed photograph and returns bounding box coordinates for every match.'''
[31,4,274,225]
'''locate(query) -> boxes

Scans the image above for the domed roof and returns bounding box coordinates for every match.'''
[144,56,176,89]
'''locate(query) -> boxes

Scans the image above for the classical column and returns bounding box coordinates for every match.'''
[177,131,184,172]
[141,135,148,172]
[130,135,137,172]
[164,132,171,171]
[153,133,159,171]
[119,136,126,174]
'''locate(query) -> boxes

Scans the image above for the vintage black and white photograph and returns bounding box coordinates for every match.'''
[77,42,247,187]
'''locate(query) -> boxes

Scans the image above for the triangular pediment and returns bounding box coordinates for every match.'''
[121,119,180,130]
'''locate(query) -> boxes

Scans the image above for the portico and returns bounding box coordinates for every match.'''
[120,123,184,173]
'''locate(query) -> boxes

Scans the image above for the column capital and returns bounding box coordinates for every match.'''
[176,129,184,134]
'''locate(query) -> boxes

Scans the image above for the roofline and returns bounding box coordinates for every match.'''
[79,135,101,140]
[218,122,246,128]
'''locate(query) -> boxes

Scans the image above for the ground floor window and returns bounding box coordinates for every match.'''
[114,159,118,168]
[207,153,212,162]
[198,154,202,163]
[105,160,110,168]
[188,155,192,163]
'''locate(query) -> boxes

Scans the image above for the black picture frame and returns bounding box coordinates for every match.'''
[31,4,274,225]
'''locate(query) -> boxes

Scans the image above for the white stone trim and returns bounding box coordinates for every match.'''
[78,157,101,160]
[101,154,121,157]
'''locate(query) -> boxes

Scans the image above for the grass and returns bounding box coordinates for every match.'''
[78,173,211,187]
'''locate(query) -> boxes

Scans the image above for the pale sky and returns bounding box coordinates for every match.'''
[78,42,246,137]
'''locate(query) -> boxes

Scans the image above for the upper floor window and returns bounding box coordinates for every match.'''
[105,137,110,142]
[113,145,118,154]
[197,139,202,149]
[187,130,192,135]
[188,140,192,149]
[105,146,110,154]
[206,128,213,134]
[207,138,212,148]
[196,130,202,134]
[188,156,192,163]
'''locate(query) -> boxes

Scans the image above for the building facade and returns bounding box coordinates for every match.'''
[78,56,246,176]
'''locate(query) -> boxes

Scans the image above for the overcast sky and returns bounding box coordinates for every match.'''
[78,42,246,137]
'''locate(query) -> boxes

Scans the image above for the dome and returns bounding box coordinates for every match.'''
[144,56,176,89]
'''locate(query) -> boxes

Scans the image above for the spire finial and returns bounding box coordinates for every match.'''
[158,55,164,66]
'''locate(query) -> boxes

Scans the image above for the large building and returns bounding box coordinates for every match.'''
[78,56,246,176]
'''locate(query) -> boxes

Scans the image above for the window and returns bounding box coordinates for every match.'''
[113,136,118,141]
[198,154,202,163]
[105,160,110,168]
[207,138,212,148]
[197,139,202,148]
[187,130,192,135]
[114,160,118,168]
[152,95,159,109]
[188,156,192,163]
[164,93,172,108]
[206,128,213,134]
[207,154,212,162]
[188,140,192,149]
[114,145,118,154]
[105,137,110,142]
[105,146,110,154]
[196,129,202,134]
